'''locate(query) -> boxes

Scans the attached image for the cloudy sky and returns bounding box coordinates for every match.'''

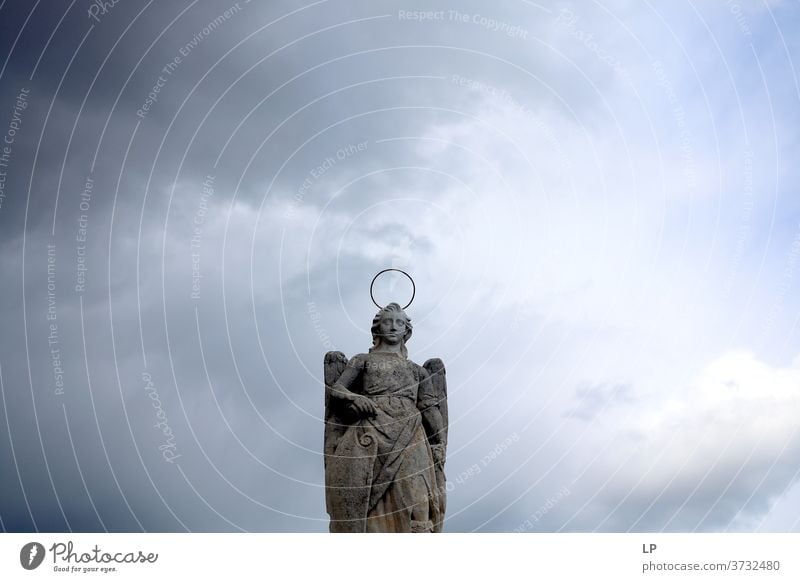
[1,0,799,533]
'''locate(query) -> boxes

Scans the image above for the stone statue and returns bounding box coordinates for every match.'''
[323,301,448,532]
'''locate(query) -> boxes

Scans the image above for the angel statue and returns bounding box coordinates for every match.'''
[323,271,448,533]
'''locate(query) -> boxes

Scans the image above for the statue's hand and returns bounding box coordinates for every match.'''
[350,395,376,418]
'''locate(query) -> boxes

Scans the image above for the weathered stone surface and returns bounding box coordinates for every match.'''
[324,302,448,532]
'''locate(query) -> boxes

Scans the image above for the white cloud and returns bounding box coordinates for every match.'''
[561,350,800,531]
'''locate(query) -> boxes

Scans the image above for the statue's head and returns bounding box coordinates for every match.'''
[369,302,412,357]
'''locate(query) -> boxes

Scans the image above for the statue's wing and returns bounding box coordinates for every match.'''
[423,357,448,532]
[323,351,373,532]
[324,351,348,408]
[323,351,349,469]
[423,358,448,447]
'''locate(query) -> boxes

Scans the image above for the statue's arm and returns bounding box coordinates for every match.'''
[328,355,363,403]
[417,366,445,446]
[328,354,375,418]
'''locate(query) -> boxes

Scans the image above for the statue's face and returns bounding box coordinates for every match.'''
[379,312,408,345]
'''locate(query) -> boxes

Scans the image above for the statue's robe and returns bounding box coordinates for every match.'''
[324,351,443,532]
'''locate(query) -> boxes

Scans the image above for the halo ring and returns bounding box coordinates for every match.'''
[370,269,415,310]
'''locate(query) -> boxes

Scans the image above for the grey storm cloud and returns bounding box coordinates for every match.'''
[2,0,800,534]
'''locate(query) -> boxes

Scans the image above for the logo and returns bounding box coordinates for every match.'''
[20,542,46,570]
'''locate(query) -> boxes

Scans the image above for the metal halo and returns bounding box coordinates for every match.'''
[370,269,416,310]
